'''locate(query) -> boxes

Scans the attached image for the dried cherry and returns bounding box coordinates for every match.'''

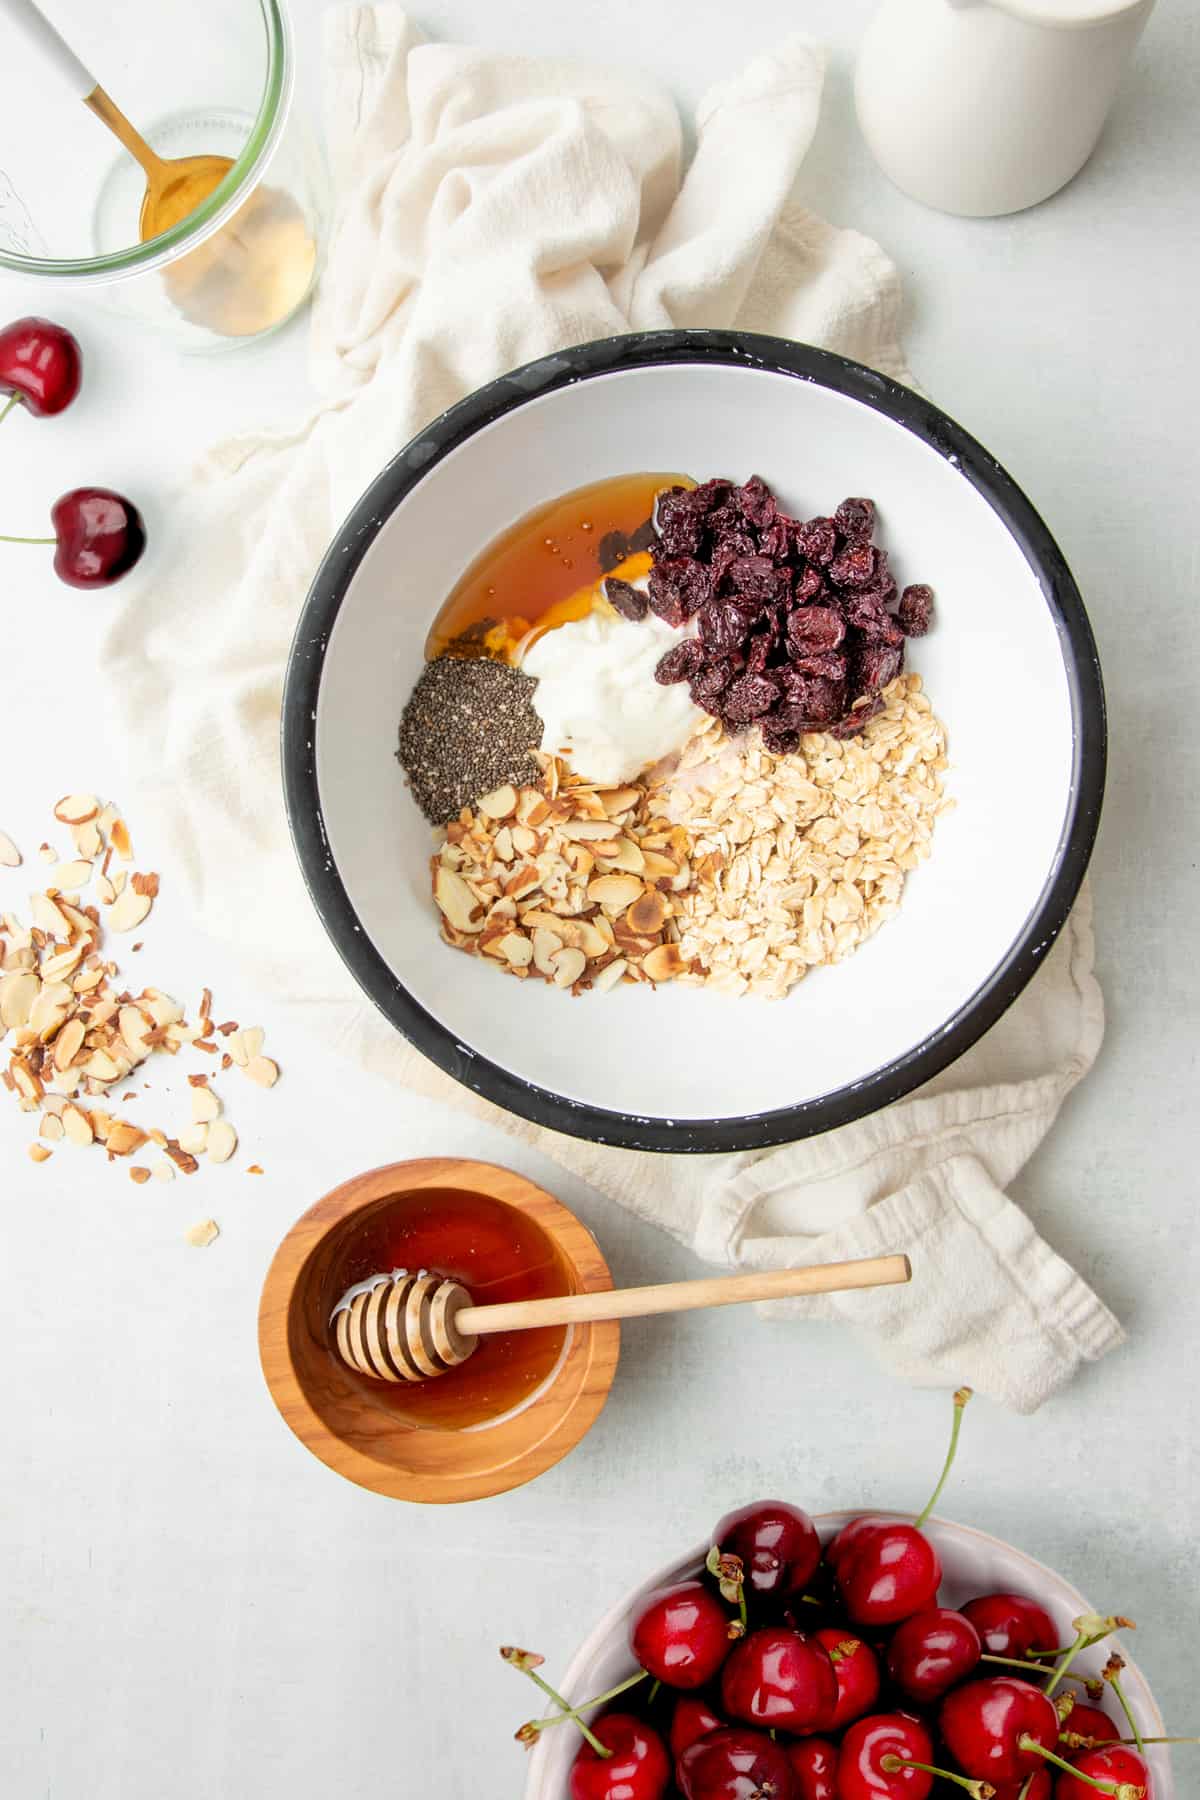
[898,583,934,637]
[605,577,648,621]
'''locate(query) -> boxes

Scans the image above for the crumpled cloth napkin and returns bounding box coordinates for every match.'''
[102,5,1124,1411]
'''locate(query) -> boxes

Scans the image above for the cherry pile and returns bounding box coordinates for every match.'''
[504,1393,1187,1800]
[644,476,933,753]
[0,315,146,588]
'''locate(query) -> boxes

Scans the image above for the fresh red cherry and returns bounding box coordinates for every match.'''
[0,316,82,417]
[940,1676,1060,1783]
[831,1389,973,1630]
[677,1725,797,1800]
[720,1628,837,1734]
[569,1713,671,1800]
[1061,1704,1120,1748]
[836,1712,936,1799]
[962,1593,1060,1662]
[812,1627,880,1729]
[786,1737,838,1800]
[632,1581,733,1690]
[50,488,146,589]
[713,1502,821,1602]
[886,1608,981,1703]
[670,1697,727,1759]
[1055,1744,1152,1800]
[835,1522,942,1628]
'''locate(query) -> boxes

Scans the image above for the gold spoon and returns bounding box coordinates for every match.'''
[84,86,234,243]
[332,1254,913,1385]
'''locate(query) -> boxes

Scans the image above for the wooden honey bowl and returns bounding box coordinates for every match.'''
[257,1158,619,1504]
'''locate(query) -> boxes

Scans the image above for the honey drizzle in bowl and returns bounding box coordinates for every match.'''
[425,471,693,661]
[321,1188,575,1430]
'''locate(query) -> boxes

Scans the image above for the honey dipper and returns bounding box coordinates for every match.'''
[332,1254,911,1384]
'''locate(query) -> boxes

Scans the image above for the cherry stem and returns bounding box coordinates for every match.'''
[523,1669,649,1739]
[1017,1779,1034,1800]
[0,533,55,544]
[1045,1628,1089,1698]
[914,1386,973,1528]
[1020,1737,1142,1796]
[0,394,20,426]
[979,1653,1092,1685]
[880,1754,993,1797]
[1106,1672,1144,1757]
[512,1664,610,1758]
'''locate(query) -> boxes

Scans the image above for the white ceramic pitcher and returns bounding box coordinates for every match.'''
[855,0,1156,217]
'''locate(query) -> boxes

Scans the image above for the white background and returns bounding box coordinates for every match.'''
[2,3,1198,1797]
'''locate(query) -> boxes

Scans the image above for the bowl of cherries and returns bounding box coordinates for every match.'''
[511,1396,1179,1800]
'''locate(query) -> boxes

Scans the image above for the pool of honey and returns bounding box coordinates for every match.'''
[323,1189,575,1430]
[425,471,693,660]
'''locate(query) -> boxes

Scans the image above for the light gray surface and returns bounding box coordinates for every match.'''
[1,3,1197,1797]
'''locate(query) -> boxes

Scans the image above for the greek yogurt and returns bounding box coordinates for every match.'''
[521,607,704,786]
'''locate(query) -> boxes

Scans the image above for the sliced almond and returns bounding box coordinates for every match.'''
[118,1005,153,1059]
[599,787,641,817]
[110,817,133,861]
[129,1165,152,1185]
[178,1122,209,1154]
[27,983,72,1042]
[592,957,629,993]
[498,932,533,969]
[12,1061,42,1106]
[191,1085,220,1124]
[586,874,645,913]
[142,990,183,1029]
[61,1103,94,1146]
[53,1017,86,1072]
[0,830,21,868]
[551,947,586,989]
[51,860,93,892]
[600,838,645,875]
[226,1030,248,1068]
[106,1121,147,1157]
[107,886,152,934]
[627,890,670,935]
[434,866,485,934]
[642,942,687,983]
[477,784,518,821]
[238,1026,263,1062]
[0,970,39,1030]
[94,875,116,906]
[562,819,623,842]
[53,794,99,827]
[85,1048,123,1083]
[185,1218,220,1247]
[30,893,71,939]
[531,927,564,975]
[510,825,538,856]
[206,1120,237,1164]
[244,1055,278,1089]
[28,1143,52,1163]
[39,1113,65,1142]
[71,819,103,860]
[574,919,610,959]
[40,944,84,984]
[640,850,679,879]
[152,1159,175,1183]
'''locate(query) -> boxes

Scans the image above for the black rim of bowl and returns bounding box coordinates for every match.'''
[281,328,1106,1154]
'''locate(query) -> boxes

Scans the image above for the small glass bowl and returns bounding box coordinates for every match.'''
[0,0,326,352]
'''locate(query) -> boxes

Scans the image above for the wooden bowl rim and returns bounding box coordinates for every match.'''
[257,1158,619,1504]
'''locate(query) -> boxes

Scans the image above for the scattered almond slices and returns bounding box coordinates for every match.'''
[185,1218,220,1248]
[430,761,702,993]
[0,830,21,869]
[2,798,283,1208]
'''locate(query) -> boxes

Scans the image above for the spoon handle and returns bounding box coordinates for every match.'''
[454,1253,911,1336]
[1,0,96,99]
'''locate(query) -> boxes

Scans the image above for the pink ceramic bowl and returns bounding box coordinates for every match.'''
[524,1511,1172,1798]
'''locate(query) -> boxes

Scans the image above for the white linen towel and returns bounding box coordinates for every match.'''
[102,6,1123,1412]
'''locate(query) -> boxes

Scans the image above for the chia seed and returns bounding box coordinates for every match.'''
[397,653,543,825]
